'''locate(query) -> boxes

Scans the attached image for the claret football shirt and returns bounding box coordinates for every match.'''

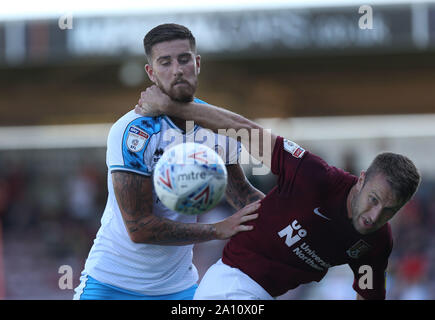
[222,136,393,299]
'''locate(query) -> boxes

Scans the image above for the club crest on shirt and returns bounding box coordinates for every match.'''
[126,126,149,152]
[283,139,305,158]
[346,240,371,259]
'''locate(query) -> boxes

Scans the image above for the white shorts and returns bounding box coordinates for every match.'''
[193,259,274,300]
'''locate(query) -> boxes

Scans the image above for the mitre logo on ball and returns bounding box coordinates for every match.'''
[153,142,227,215]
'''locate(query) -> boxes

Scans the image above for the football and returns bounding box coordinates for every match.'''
[153,142,228,215]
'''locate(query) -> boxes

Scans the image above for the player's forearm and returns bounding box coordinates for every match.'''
[126,215,218,246]
[113,171,219,245]
[164,101,261,136]
[164,101,274,167]
[138,87,276,167]
[225,164,265,210]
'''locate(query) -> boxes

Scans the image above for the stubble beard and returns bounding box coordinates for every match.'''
[156,78,196,103]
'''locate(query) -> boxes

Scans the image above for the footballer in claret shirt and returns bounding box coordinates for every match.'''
[222,136,394,300]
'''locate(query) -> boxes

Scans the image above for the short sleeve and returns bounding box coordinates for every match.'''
[107,116,159,176]
[270,136,348,198]
[271,136,312,192]
[271,136,307,177]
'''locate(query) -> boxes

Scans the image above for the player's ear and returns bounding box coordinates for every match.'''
[145,64,156,83]
[195,55,201,75]
[356,171,366,191]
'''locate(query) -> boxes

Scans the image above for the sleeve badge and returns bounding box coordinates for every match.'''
[283,138,306,158]
[126,126,149,152]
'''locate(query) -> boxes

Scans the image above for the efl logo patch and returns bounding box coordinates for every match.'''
[346,240,371,259]
[126,126,149,152]
[283,139,305,159]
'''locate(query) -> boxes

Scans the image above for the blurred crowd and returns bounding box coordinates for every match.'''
[0,147,433,299]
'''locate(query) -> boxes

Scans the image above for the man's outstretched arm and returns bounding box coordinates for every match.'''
[113,171,260,245]
[136,85,277,168]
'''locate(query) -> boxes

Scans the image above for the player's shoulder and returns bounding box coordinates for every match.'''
[279,136,333,174]
[283,142,330,181]
[110,109,163,136]
[295,146,356,190]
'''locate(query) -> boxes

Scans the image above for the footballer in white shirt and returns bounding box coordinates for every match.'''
[73,23,263,300]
